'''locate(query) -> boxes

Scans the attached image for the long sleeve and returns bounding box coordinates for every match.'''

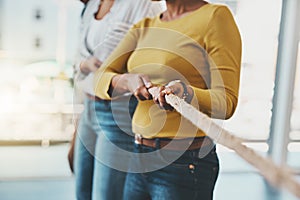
[93,25,140,99]
[77,0,164,95]
[93,1,165,99]
[93,0,165,61]
[73,0,98,81]
[194,6,242,119]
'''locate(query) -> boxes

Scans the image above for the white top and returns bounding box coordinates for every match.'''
[74,0,166,95]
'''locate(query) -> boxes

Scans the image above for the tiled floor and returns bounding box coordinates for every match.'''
[0,178,75,200]
[0,173,298,200]
[0,144,299,200]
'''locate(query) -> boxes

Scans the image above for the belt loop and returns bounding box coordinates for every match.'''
[135,134,142,146]
[140,136,143,147]
[155,138,160,149]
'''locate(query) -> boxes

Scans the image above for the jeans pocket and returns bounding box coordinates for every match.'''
[193,152,220,187]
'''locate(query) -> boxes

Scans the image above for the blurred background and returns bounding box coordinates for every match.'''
[0,0,299,199]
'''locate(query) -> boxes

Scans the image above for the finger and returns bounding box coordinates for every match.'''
[148,87,160,104]
[95,60,102,68]
[140,86,152,100]
[148,87,160,99]
[163,86,173,95]
[137,76,152,100]
[134,86,151,101]
[158,87,167,107]
[158,86,174,110]
[140,75,152,88]
[166,83,183,95]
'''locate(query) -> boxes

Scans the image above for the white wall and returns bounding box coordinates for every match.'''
[0,0,83,63]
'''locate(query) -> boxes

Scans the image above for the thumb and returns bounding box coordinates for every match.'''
[140,75,152,88]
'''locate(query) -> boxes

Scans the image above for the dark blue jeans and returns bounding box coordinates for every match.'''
[123,142,219,200]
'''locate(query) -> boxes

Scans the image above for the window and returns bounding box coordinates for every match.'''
[0,0,83,142]
[214,0,282,141]
[212,0,283,172]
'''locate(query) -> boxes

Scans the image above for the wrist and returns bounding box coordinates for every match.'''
[172,80,193,102]
[177,81,188,100]
[185,86,194,103]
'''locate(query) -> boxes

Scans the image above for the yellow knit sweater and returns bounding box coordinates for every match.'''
[94,4,242,139]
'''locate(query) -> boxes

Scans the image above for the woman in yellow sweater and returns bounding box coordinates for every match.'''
[94,0,241,199]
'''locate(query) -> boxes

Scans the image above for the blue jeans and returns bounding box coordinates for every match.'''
[123,143,219,200]
[74,96,137,200]
[74,98,98,200]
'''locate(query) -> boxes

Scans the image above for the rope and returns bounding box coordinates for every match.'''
[149,89,300,198]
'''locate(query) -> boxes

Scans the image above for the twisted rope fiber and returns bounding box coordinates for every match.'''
[158,93,300,198]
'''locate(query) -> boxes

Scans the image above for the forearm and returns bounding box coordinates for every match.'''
[94,70,118,99]
[191,87,238,119]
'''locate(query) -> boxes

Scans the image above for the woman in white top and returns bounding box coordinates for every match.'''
[73,0,165,199]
